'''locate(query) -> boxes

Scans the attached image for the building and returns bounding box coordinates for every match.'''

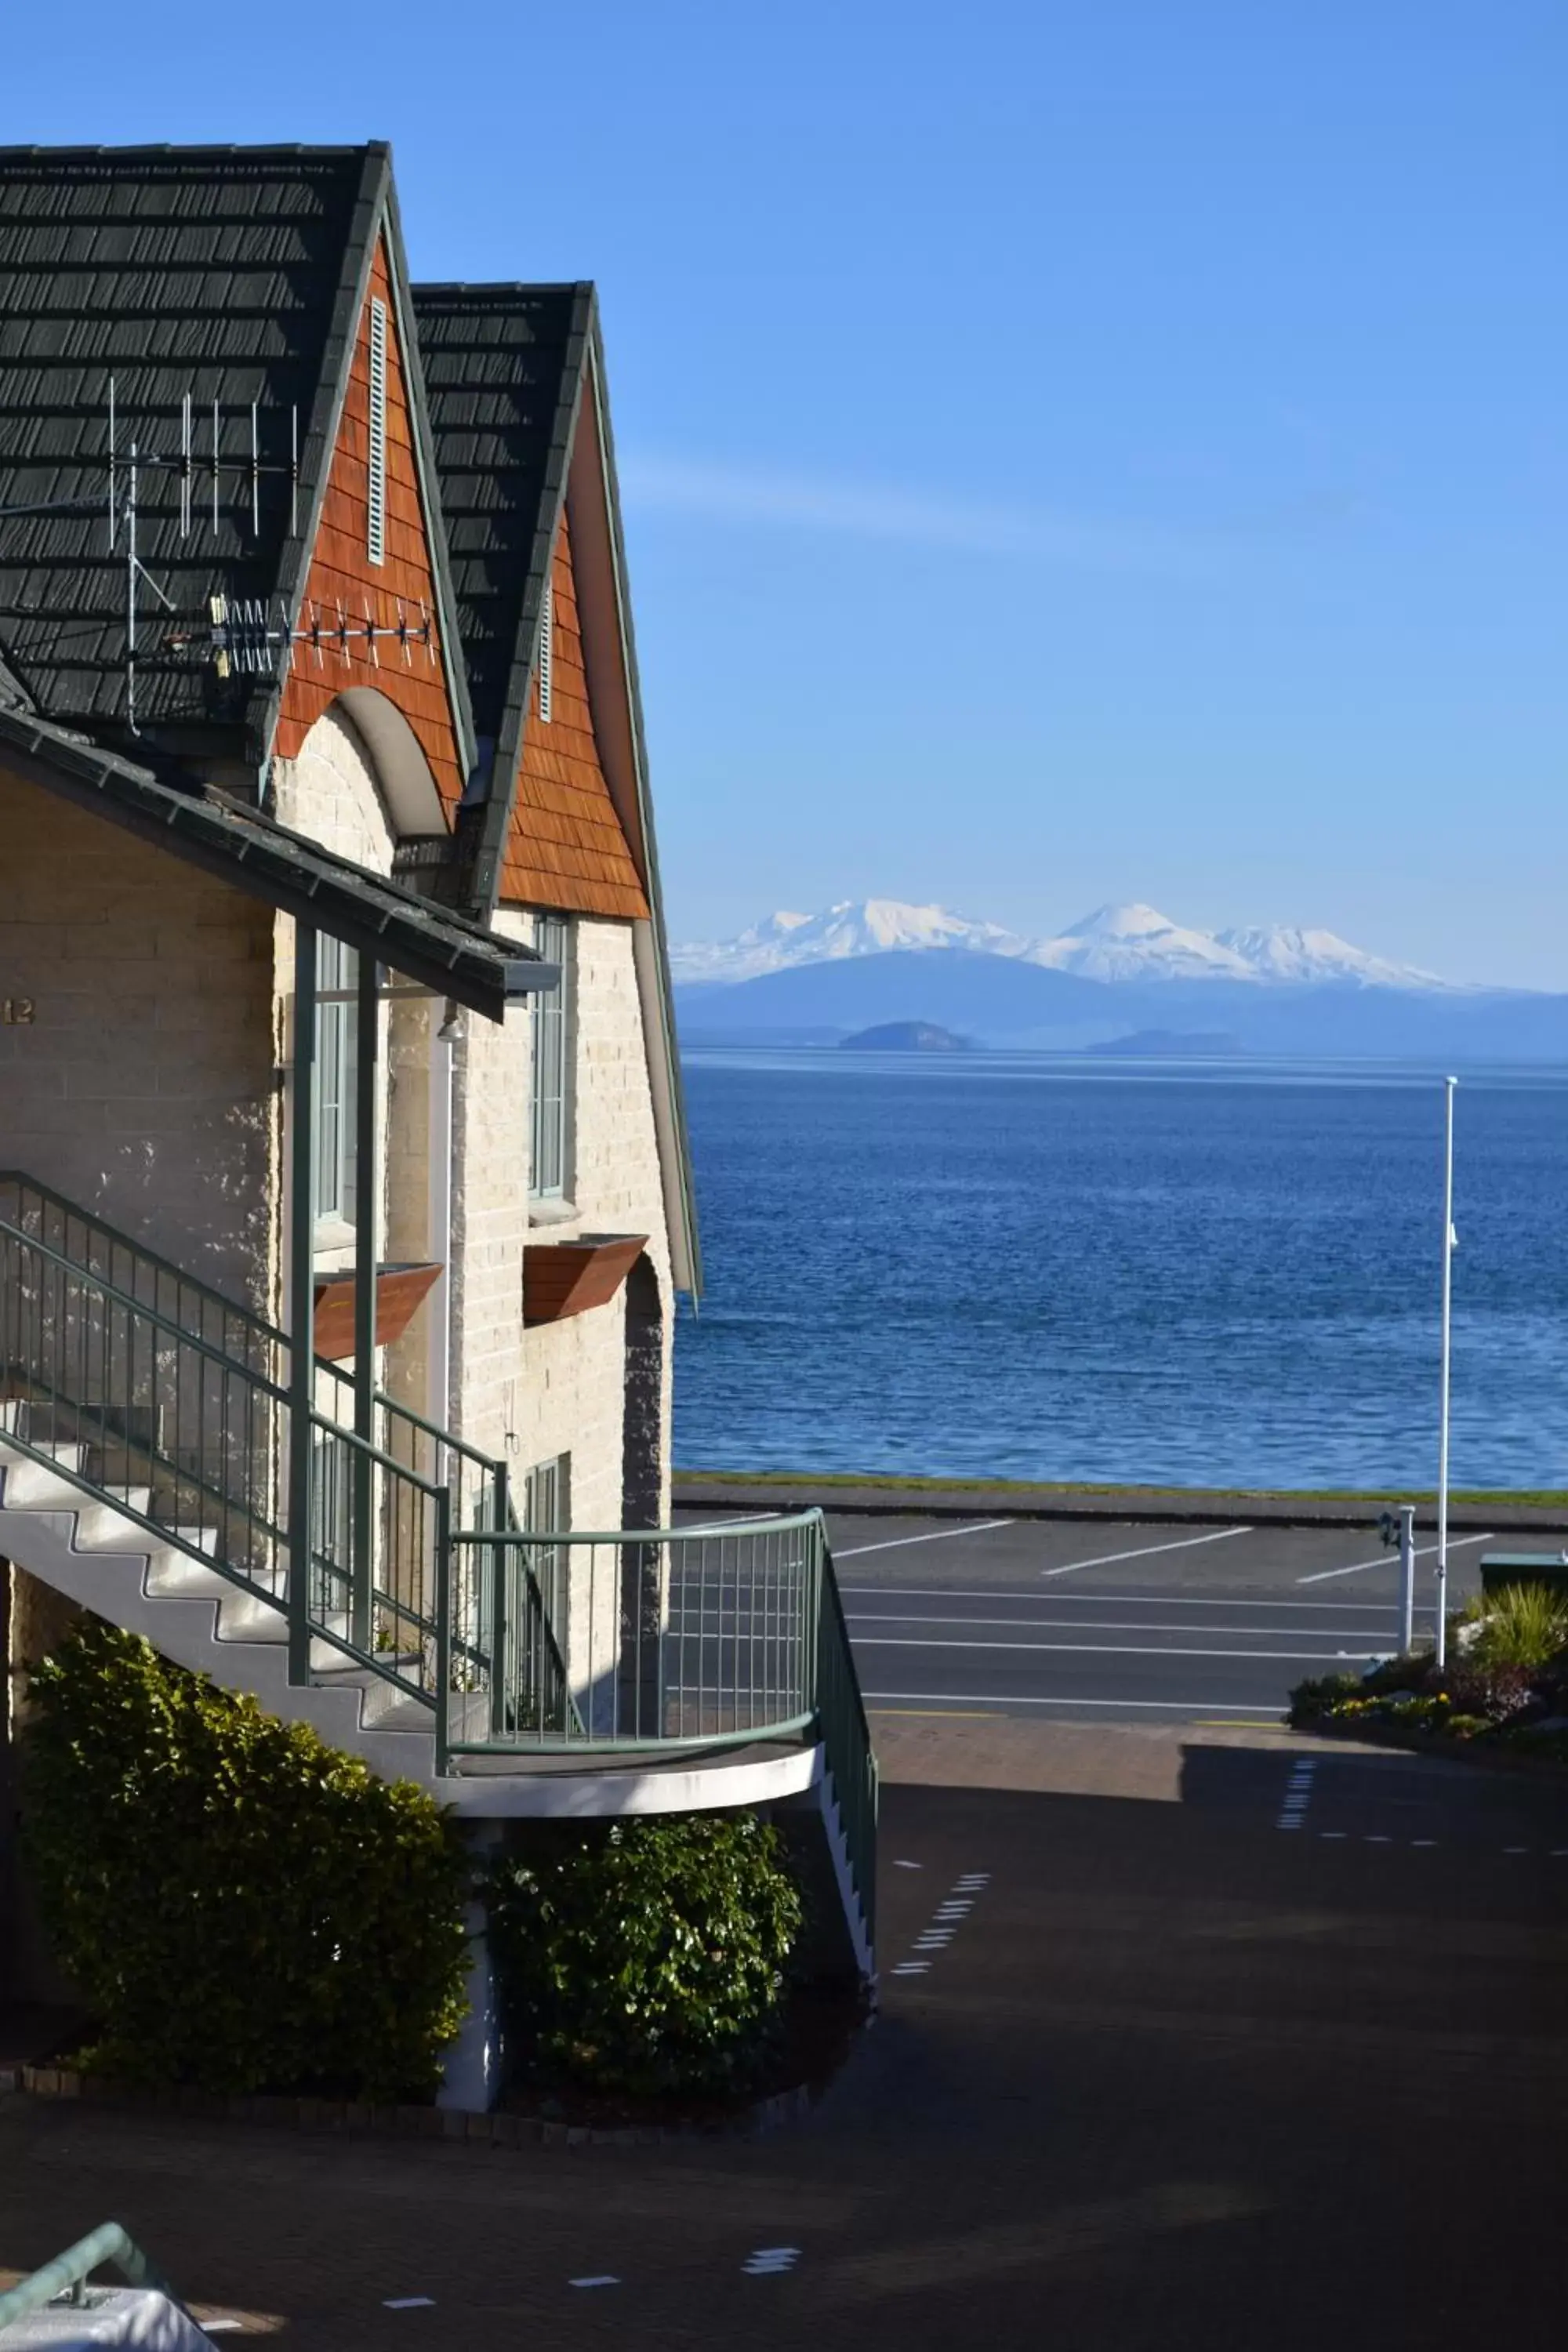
[0,144,873,2096]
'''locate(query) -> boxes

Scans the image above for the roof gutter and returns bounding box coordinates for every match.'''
[0,711,551,1022]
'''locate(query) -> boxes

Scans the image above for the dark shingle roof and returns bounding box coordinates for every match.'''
[409,282,590,765]
[0,144,384,754]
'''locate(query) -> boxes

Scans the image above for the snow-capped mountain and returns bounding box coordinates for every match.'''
[1213,925,1445,989]
[671,898,1453,992]
[670,898,1026,985]
[1023,903,1254,983]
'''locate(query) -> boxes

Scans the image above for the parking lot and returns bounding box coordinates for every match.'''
[677,1507,1505,1724]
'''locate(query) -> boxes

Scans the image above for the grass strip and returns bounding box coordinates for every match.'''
[674,1468,1568,1508]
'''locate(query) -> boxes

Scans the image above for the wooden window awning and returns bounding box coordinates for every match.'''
[524,1236,647,1327]
[313,1261,442,1360]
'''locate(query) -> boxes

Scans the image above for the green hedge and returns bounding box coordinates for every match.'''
[485,1813,802,2098]
[24,1621,470,2100]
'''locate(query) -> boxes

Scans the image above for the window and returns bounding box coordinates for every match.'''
[314,935,358,1229]
[524,1452,571,1653]
[366,298,387,566]
[529,914,572,1200]
[537,578,553,722]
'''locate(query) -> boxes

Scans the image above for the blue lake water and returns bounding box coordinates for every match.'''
[672,1051,1568,1492]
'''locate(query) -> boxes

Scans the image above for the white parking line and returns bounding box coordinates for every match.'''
[855,1636,1366,1661]
[1039,1526,1251,1579]
[840,1584,1406,1612]
[848,1610,1383,1639]
[865,1690,1282,1711]
[1297,1532,1494,1584]
[835,1519,1013,1559]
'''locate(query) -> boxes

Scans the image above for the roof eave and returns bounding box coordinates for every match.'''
[577,328,702,1300]
[0,710,546,1022]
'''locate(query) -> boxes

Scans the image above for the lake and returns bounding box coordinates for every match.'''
[672,1051,1568,1492]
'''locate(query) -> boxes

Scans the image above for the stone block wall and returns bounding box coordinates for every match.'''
[0,765,275,1305]
[450,909,675,1694]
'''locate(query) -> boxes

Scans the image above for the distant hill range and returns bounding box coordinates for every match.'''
[673,899,1568,1061]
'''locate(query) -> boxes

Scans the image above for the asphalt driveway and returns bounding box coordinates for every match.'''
[3,1720,1565,2350]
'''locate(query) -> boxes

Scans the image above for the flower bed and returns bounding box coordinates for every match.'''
[1289,1582,1568,1766]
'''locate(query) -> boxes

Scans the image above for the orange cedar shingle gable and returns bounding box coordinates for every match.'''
[274,238,465,817]
[499,507,650,919]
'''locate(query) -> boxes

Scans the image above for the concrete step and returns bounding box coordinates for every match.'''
[0,1445,88,1501]
[311,1655,432,1730]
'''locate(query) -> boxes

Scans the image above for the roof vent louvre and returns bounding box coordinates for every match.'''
[366,297,387,567]
[538,577,554,723]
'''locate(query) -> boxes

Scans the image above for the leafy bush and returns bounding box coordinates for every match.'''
[1430,1659,1540,1726]
[486,1813,802,2098]
[1288,1672,1365,1726]
[1468,1583,1568,1671]
[24,1621,470,2100]
[1361,1650,1434,1697]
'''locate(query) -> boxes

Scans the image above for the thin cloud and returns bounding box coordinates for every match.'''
[619,453,1219,580]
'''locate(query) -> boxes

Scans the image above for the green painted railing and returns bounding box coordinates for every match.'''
[448,1511,878,1938]
[0,2221,177,2332]
[0,1177,877,1947]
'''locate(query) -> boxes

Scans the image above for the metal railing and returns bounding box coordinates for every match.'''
[0,2222,178,2333]
[0,1182,500,1715]
[0,1177,877,1936]
[447,1512,878,1933]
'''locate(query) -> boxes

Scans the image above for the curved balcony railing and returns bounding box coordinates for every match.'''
[0,1173,877,1936]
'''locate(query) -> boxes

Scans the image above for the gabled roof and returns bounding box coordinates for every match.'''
[0,143,472,780]
[410,282,587,786]
[411,282,701,1294]
[0,706,549,1022]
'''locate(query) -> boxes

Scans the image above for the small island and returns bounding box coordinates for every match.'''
[1090,1029,1243,1058]
[839,1021,975,1053]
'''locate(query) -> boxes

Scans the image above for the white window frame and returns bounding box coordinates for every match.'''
[529,913,572,1201]
[366,297,387,567]
[314,935,358,1235]
[524,1451,571,1658]
[537,577,554,722]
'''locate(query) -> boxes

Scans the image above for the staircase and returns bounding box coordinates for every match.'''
[0,1174,876,1965]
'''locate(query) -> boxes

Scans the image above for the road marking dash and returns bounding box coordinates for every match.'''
[1297,1532,1495,1585]
[836,1519,1012,1560]
[1038,1526,1252,1579]
[569,2277,621,2290]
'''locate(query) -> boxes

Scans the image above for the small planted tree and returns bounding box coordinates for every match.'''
[486,1813,802,2098]
[24,1620,470,2100]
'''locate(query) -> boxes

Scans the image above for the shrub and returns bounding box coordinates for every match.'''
[1428,1659,1540,1726]
[1288,1672,1364,1726]
[24,1621,470,2100]
[1468,1583,1568,1671]
[1361,1650,1434,1697]
[485,1813,802,2098]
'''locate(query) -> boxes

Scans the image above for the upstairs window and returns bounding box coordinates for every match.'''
[314,935,358,1229]
[366,298,387,566]
[537,578,554,722]
[529,913,572,1200]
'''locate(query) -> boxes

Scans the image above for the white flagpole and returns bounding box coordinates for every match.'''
[1435,1076,1457,1669]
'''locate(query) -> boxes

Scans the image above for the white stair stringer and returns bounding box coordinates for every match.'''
[818,1764,877,1985]
[0,1439,835,1828]
[0,1438,437,1789]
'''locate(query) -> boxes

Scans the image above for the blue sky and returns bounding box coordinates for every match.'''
[9,4,1564,983]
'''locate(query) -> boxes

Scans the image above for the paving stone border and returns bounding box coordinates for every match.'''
[0,2063,817,2147]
